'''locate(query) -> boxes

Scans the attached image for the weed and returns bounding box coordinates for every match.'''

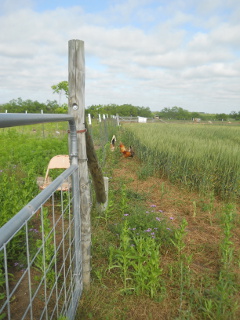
[109,220,135,294]
[171,219,188,258]
[0,258,5,303]
[170,219,193,315]
[220,204,235,269]
[131,236,163,298]
[120,184,129,215]
[190,204,240,319]
[34,207,56,286]
[110,206,174,249]
[109,219,164,298]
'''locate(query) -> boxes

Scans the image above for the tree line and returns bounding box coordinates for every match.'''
[0,98,67,114]
[1,98,239,121]
[155,106,240,121]
[86,104,152,118]
[0,98,152,117]
[0,81,239,120]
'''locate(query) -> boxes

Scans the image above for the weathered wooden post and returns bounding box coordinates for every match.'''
[68,39,91,290]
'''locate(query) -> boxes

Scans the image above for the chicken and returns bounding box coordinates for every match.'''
[119,142,134,158]
[110,135,117,151]
[119,142,126,153]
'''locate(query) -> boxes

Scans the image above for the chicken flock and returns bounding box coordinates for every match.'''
[110,135,134,158]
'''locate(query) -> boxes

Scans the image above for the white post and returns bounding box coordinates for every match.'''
[88,113,92,125]
[98,114,101,122]
[116,114,120,126]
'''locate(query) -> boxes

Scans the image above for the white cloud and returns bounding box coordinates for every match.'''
[0,0,239,113]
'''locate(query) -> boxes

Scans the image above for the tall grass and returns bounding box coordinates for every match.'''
[123,123,240,201]
[78,128,240,319]
[0,125,69,274]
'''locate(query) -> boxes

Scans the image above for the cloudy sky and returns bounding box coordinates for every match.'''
[0,0,240,114]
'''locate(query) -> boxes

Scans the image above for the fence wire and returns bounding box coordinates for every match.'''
[0,167,82,320]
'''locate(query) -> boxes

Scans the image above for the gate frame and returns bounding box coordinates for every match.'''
[0,113,83,319]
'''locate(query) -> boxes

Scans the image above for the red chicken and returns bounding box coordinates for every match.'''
[119,142,134,158]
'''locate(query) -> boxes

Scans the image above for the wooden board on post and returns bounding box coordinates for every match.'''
[68,39,91,290]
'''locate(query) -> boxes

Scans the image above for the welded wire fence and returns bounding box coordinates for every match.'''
[0,113,118,320]
[0,164,82,320]
[88,117,118,167]
[0,113,82,320]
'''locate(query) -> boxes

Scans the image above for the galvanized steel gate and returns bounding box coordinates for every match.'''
[0,114,82,320]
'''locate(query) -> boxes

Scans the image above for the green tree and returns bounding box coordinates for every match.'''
[191,112,201,119]
[229,111,240,120]
[86,103,152,118]
[216,113,228,121]
[51,81,69,105]
[0,98,59,114]
[157,106,191,120]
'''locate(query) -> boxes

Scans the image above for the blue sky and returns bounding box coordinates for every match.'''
[0,0,240,114]
[33,0,110,13]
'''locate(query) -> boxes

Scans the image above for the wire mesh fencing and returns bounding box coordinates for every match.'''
[0,166,82,320]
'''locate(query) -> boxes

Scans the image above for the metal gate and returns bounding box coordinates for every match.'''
[0,114,82,320]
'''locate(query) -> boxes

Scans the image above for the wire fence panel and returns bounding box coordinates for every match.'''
[0,166,82,320]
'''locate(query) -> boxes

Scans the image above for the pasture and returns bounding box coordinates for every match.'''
[0,120,240,319]
[79,121,240,319]
[0,123,69,229]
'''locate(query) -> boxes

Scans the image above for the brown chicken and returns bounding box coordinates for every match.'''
[119,142,134,158]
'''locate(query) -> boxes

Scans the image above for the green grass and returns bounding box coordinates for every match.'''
[122,123,240,201]
[0,124,69,271]
[1,120,240,319]
[0,125,69,226]
[78,123,240,319]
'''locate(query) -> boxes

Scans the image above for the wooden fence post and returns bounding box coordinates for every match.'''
[68,39,91,290]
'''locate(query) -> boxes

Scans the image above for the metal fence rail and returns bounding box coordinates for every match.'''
[0,114,82,320]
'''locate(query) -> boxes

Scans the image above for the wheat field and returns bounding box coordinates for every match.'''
[124,123,240,201]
